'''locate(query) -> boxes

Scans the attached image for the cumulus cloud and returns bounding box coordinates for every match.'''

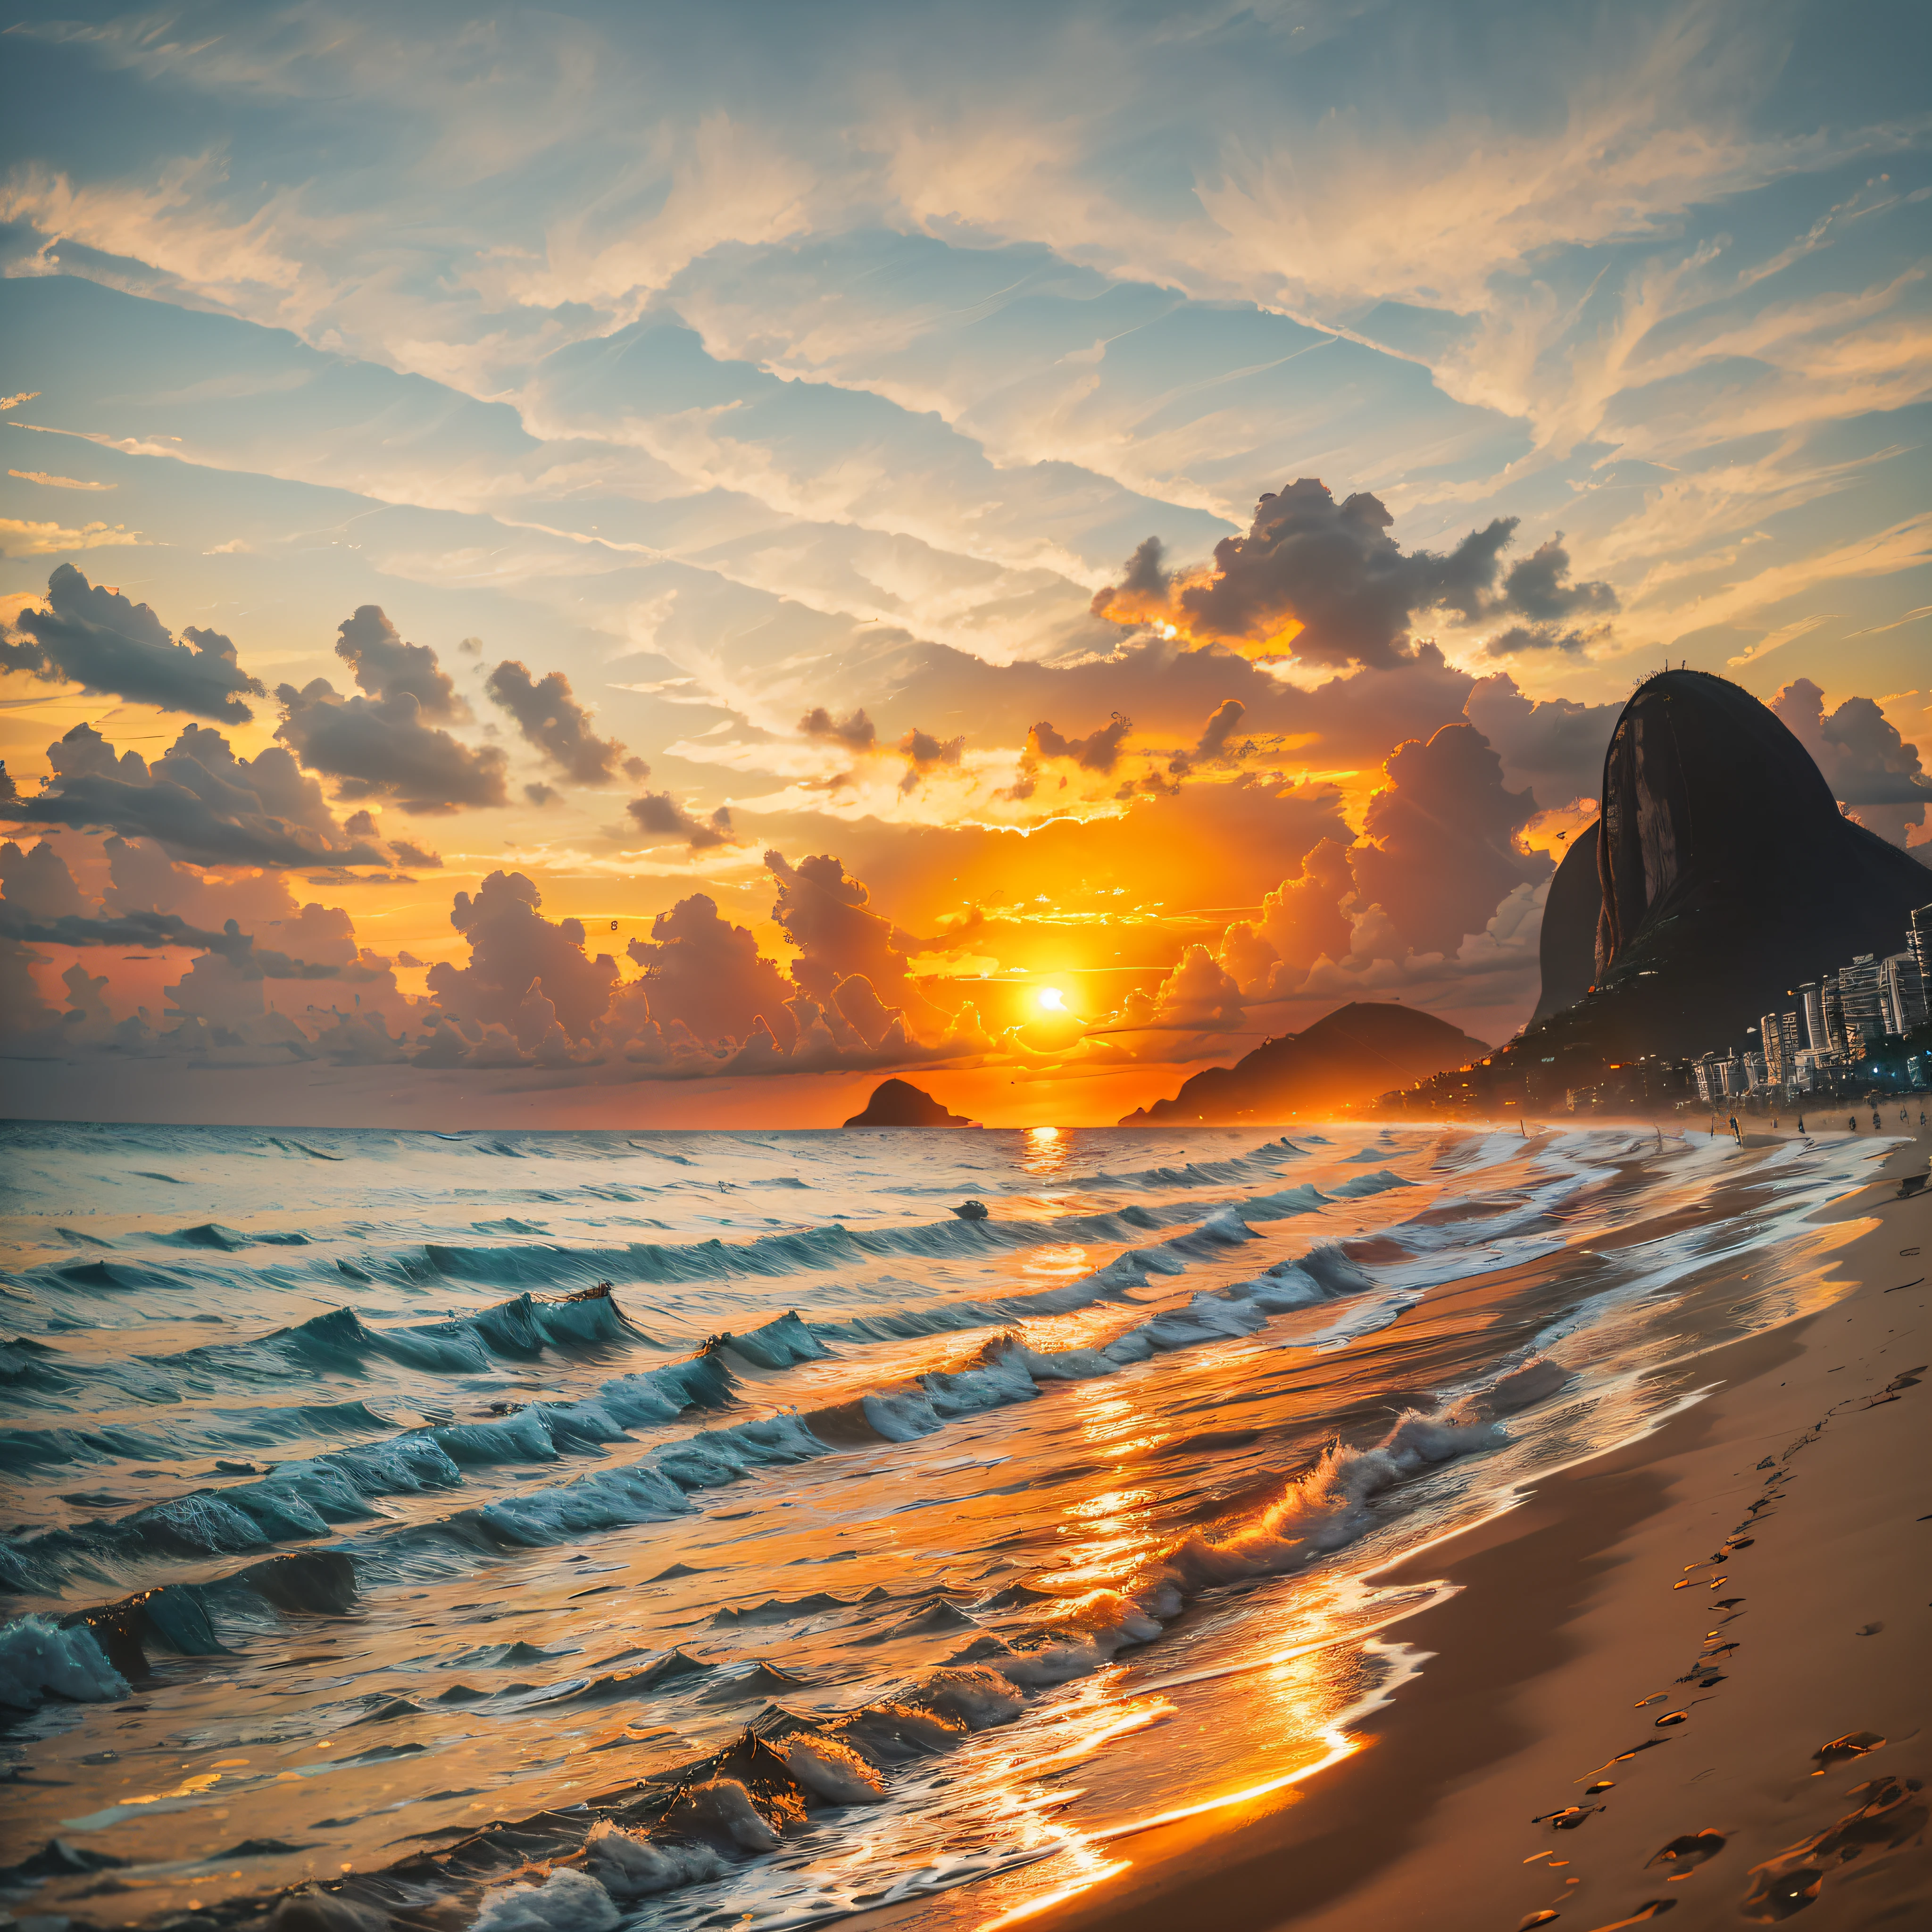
[0,839,88,919]
[899,727,963,769]
[7,722,391,868]
[1216,836,1358,995]
[1191,697,1247,761]
[0,903,348,981]
[381,862,991,1081]
[1093,480,1516,666]
[1289,876,1548,1027]
[276,677,509,815]
[486,659,626,784]
[2,824,1002,1086]
[157,723,351,840]
[1027,713,1132,772]
[824,627,1478,782]
[390,839,443,868]
[1482,622,1602,657]
[1167,697,1247,776]
[1351,722,1549,956]
[766,849,951,1040]
[625,894,800,1050]
[800,706,878,750]
[0,935,59,1036]
[336,606,467,719]
[1771,677,1932,846]
[427,871,619,1049]
[897,725,963,791]
[4,565,265,722]
[627,791,734,848]
[1499,535,1617,625]
[1113,944,1247,1035]
[1462,673,1617,808]
[92,841,411,1041]
[1119,816,1550,1052]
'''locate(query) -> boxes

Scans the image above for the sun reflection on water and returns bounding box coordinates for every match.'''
[1022,1125,1068,1178]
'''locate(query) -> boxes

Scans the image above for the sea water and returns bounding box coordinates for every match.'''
[0,1119,1886,1927]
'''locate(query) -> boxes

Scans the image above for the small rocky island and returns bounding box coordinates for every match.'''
[841,1079,978,1127]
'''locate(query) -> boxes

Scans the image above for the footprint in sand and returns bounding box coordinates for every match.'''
[1531,1804,1601,1830]
[1810,1730,1884,1772]
[1740,1774,1927,1918]
[1647,1829,1724,1870]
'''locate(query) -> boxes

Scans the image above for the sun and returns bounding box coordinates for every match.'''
[1036,987,1066,1011]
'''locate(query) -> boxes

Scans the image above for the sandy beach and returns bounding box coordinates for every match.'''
[6,1120,1924,1932]
[1009,1130,1932,1932]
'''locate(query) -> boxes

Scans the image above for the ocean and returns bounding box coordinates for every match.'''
[0,1119,1881,1928]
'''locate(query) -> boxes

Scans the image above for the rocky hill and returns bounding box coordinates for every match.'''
[1121,1001,1490,1124]
[841,1079,977,1127]
[1394,669,1932,1112]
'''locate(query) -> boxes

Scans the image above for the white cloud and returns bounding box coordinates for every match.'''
[0,516,146,553]
[8,469,114,490]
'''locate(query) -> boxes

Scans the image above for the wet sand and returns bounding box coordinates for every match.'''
[1027,1131,1932,1932]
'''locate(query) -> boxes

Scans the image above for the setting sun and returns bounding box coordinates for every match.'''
[1037,987,1067,1010]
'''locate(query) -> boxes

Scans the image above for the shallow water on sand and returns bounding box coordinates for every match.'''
[0,1120,1887,1927]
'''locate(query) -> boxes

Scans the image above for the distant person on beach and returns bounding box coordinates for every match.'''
[1849,1116,1858,1133]
[1728,1113,1741,1144]
[1797,1114,1806,1133]
[1873,1108,1882,1130]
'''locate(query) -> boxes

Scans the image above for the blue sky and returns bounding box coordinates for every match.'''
[2,0,1928,1122]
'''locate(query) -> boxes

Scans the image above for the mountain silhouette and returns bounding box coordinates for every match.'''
[1531,819,1603,1024]
[1510,668,1930,1076]
[842,1079,976,1127]
[1120,1001,1489,1124]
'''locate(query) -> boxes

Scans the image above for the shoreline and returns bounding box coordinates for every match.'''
[988,1131,1932,1930]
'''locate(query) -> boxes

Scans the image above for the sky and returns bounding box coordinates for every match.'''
[1,0,1929,1127]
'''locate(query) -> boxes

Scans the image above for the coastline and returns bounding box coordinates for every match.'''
[998,1128,1932,1931]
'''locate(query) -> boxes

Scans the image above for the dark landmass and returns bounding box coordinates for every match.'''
[1529,819,1601,1024]
[1389,669,1932,1115]
[1120,1001,1490,1124]
[842,1079,977,1127]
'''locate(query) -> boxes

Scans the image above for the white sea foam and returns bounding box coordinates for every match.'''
[1129,1405,1506,1617]
[777,1732,889,1803]
[0,1616,130,1709]
[470,1866,619,1932]
[581,1820,728,1897]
